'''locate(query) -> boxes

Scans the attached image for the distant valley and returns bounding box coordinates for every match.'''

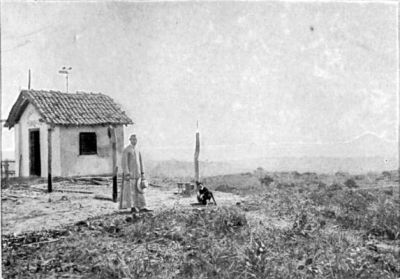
[147,156,398,177]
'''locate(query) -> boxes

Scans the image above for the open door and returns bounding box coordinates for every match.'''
[29,129,41,176]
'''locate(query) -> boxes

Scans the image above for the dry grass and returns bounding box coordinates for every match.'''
[2,171,400,278]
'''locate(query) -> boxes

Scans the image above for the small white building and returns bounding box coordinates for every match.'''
[5,89,133,177]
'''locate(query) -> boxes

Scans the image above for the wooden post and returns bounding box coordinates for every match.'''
[194,126,200,186]
[109,127,118,202]
[18,122,22,177]
[47,127,53,193]
[18,154,22,177]
[4,160,9,188]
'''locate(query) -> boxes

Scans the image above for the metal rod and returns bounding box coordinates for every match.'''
[28,69,31,90]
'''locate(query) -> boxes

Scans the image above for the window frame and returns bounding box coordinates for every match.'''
[79,132,98,155]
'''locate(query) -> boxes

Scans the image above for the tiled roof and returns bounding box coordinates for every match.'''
[5,89,134,128]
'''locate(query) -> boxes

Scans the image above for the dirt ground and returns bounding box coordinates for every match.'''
[1,181,248,236]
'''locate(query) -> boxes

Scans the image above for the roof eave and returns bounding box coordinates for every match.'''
[4,92,30,129]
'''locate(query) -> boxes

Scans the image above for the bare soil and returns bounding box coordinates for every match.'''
[1,181,248,235]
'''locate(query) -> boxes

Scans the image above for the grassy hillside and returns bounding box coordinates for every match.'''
[3,171,399,278]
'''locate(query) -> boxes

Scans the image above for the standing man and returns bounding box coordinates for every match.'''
[120,134,149,212]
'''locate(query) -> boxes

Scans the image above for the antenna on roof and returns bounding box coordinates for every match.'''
[28,69,31,90]
[58,66,72,93]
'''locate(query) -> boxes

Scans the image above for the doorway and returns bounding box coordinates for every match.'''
[29,129,41,176]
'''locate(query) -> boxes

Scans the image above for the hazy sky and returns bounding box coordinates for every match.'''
[1,1,398,161]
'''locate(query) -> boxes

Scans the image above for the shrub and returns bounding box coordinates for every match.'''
[382,171,391,179]
[344,179,358,189]
[335,190,371,214]
[383,187,394,196]
[260,175,273,186]
[276,182,295,189]
[328,183,343,192]
[291,171,301,179]
[354,175,365,180]
[335,171,349,177]
[211,207,247,235]
[365,198,400,240]
[317,182,327,190]
[333,191,400,240]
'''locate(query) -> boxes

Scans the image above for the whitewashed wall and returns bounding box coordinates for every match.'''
[15,103,125,177]
[59,125,124,177]
[14,103,61,177]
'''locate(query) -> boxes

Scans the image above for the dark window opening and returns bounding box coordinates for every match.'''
[79,132,97,155]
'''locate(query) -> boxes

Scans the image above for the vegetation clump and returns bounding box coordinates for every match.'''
[344,178,359,189]
[3,171,400,278]
[260,175,274,186]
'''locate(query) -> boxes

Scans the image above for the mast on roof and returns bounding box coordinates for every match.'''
[28,69,31,89]
[58,66,72,93]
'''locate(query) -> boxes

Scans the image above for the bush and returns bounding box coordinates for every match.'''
[344,179,358,189]
[333,191,400,240]
[335,190,371,214]
[382,171,391,179]
[328,183,343,192]
[317,182,327,190]
[276,182,295,189]
[383,187,394,196]
[291,171,301,179]
[354,175,365,180]
[365,198,400,240]
[260,175,273,186]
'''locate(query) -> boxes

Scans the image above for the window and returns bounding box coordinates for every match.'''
[79,132,97,155]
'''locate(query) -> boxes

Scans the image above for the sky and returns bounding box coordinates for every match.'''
[1,1,398,162]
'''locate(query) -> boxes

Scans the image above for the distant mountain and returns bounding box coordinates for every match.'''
[253,133,397,158]
[338,133,397,158]
[232,156,398,174]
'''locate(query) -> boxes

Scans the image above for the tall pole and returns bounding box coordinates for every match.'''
[194,121,200,186]
[109,126,118,202]
[28,69,31,89]
[48,126,53,193]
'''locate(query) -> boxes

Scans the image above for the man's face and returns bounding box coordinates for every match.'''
[130,136,137,146]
